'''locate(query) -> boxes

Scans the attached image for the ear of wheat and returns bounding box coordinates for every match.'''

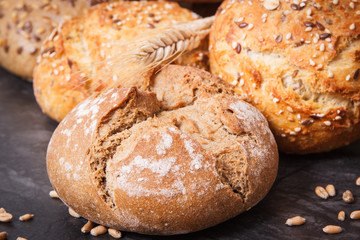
[77,16,214,91]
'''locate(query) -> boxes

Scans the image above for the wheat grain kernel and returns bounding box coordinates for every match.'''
[323,225,342,234]
[68,208,81,218]
[108,228,122,238]
[19,214,34,221]
[342,190,354,203]
[285,216,306,226]
[81,221,95,233]
[0,212,13,222]
[90,225,107,236]
[350,210,360,220]
[315,186,329,199]
[325,184,336,197]
[0,232,7,240]
[356,177,360,186]
[338,211,345,221]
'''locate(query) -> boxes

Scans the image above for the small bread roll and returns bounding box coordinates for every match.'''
[47,65,278,235]
[210,0,360,154]
[33,1,209,122]
[0,0,114,80]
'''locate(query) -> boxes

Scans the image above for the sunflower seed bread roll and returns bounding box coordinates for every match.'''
[0,0,113,80]
[33,1,209,122]
[209,0,360,154]
[47,65,278,235]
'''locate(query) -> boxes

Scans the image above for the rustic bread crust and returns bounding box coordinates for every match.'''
[0,0,113,80]
[33,1,209,122]
[47,65,278,235]
[209,0,360,154]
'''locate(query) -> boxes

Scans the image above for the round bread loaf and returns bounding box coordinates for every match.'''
[209,0,360,154]
[47,65,278,235]
[0,0,113,80]
[33,1,209,122]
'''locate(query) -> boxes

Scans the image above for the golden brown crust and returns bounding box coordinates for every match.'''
[33,1,209,122]
[0,0,113,80]
[210,0,360,154]
[47,65,278,235]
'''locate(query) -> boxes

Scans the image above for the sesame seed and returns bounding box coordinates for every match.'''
[313,37,319,43]
[346,74,351,81]
[335,116,342,120]
[281,134,286,137]
[349,2,355,9]
[286,33,292,40]
[261,13,268,19]
[232,41,237,49]
[289,131,297,136]
[54,69,59,75]
[300,2,306,7]
[328,43,334,49]
[354,69,360,80]
[273,98,280,103]
[236,22,248,28]
[305,27,312,32]
[239,78,245,87]
[248,24,254,30]
[113,75,118,81]
[319,33,331,39]
[295,127,302,132]
[275,34,283,43]
[65,75,70,81]
[333,0,339,5]
[320,44,325,51]
[234,17,244,22]
[287,106,294,112]
[357,10,360,15]
[231,79,238,86]
[324,121,331,126]
[328,72,334,78]
[349,23,356,30]
[309,59,316,66]
[315,21,325,31]
[306,9,312,16]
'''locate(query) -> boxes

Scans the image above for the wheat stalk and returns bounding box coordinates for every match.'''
[81,16,214,90]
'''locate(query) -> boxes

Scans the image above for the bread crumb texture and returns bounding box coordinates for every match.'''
[47,65,278,235]
[210,0,360,154]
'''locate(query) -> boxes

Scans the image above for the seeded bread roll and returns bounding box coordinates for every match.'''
[33,1,209,122]
[47,65,278,235]
[210,0,360,154]
[0,0,113,80]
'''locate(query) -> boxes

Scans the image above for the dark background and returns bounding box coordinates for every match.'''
[1,3,360,239]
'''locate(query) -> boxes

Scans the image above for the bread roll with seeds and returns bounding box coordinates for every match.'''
[33,1,209,122]
[0,0,114,80]
[209,0,360,154]
[47,65,278,235]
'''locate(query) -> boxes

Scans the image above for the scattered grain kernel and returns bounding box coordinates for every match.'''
[338,211,345,221]
[16,237,27,240]
[0,212,13,222]
[19,214,34,222]
[0,208,5,213]
[68,208,81,218]
[81,221,95,233]
[108,228,122,238]
[356,176,360,185]
[325,184,336,197]
[315,186,329,199]
[342,190,354,203]
[285,216,306,226]
[323,225,342,234]
[0,232,7,240]
[49,190,59,198]
[350,210,360,220]
[90,225,107,236]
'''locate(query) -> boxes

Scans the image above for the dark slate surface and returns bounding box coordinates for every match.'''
[0,4,360,238]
